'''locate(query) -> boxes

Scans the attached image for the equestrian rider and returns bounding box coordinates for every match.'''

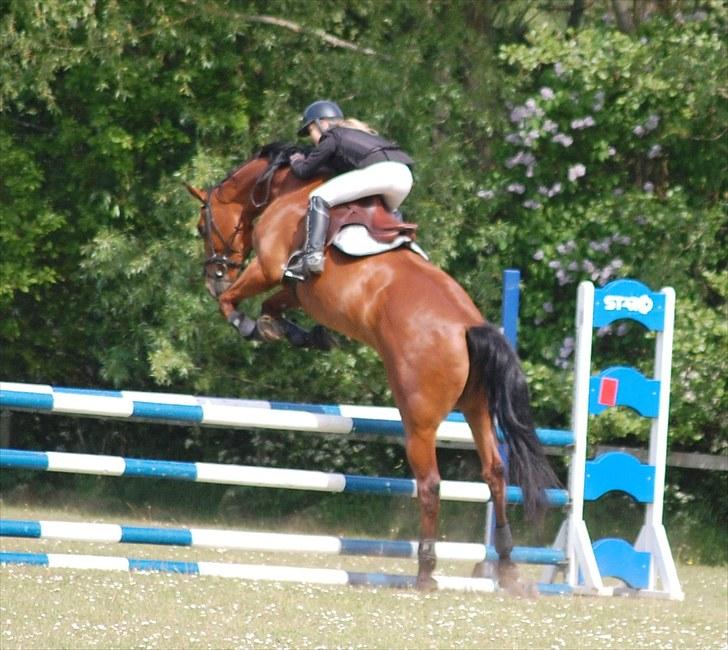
[286,100,414,280]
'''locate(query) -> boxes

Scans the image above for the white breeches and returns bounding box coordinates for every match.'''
[310,161,413,210]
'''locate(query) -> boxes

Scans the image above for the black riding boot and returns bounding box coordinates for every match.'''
[285,196,330,280]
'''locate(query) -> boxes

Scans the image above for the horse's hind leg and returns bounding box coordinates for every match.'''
[461,402,522,592]
[403,428,441,590]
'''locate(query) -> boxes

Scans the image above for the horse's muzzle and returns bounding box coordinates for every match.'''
[205,276,232,298]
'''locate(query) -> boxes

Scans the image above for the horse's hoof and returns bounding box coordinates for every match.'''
[471,560,497,579]
[415,575,438,592]
[309,325,338,351]
[256,315,286,342]
[496,559,520,589]
[496,559,537,598]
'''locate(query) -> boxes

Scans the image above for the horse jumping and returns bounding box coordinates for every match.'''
[186,144,558,590]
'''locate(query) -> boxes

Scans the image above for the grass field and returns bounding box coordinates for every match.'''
[1,504,727,649]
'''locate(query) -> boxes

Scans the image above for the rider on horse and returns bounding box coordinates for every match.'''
[286,100,414,280]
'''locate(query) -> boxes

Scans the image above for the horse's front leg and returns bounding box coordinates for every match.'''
[219,258,276,340]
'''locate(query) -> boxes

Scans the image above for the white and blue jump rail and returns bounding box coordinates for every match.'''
[0,549,505,593]
[0,518,564,565]
[0,447,568,506]
[0,383,573,449]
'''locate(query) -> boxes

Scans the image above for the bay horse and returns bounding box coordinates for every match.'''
[186,143,558,591]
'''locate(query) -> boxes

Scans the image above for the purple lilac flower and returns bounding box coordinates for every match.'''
[571,116,596,129]
[592,90,605,111]
[633,125,646,137]
[540,87,555,100]
[643,182,654,193]
[596,325,612,337]
[559,337,575,358]
[648,144,662,159]
[523,199,541,209]
[510,106,530,124]
[645,114,660,131]
[506,183,525,194]
[589,238,610,252]
[568,163,586,181]
[505,133,522,145]
[554,62,565,77]
[539,182,562,197]
[543,302,554,313]
[523,130,540,147]
[552,133,574,147]
[505,151,536,169]
[477,189,495,199]
[533,249,544,261]
[556,240,576,254]
[543,119,558,133]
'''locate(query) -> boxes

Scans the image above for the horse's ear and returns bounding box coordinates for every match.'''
[184,183,207,204]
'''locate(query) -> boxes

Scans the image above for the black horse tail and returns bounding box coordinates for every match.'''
[466,322,560,523]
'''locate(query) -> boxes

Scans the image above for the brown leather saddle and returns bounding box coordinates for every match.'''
[325,197,417,245]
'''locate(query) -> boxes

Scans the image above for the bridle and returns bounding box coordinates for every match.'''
[201,184,246,280]
[201,148,297,279]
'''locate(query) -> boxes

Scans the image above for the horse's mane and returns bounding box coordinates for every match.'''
[256,141,309,161]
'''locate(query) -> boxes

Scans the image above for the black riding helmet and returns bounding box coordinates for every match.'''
[297,100,344,136]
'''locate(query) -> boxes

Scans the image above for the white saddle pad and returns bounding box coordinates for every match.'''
[332,224,428,261]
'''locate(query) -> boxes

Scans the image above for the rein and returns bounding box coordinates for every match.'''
[250,148,297,208]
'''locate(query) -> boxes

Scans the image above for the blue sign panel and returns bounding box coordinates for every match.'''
[593,279,665,331]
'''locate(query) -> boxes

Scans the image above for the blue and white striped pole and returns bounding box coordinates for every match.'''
[0,551,570,594]
[0,382,574,447]
[0,518,566,565]
[0,448,569,506]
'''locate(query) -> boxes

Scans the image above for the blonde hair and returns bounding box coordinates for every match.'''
[329,117,378,135]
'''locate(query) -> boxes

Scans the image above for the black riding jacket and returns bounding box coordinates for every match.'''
[290,126,414,180]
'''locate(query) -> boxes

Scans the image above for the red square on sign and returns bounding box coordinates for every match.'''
[598,377,619,407]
